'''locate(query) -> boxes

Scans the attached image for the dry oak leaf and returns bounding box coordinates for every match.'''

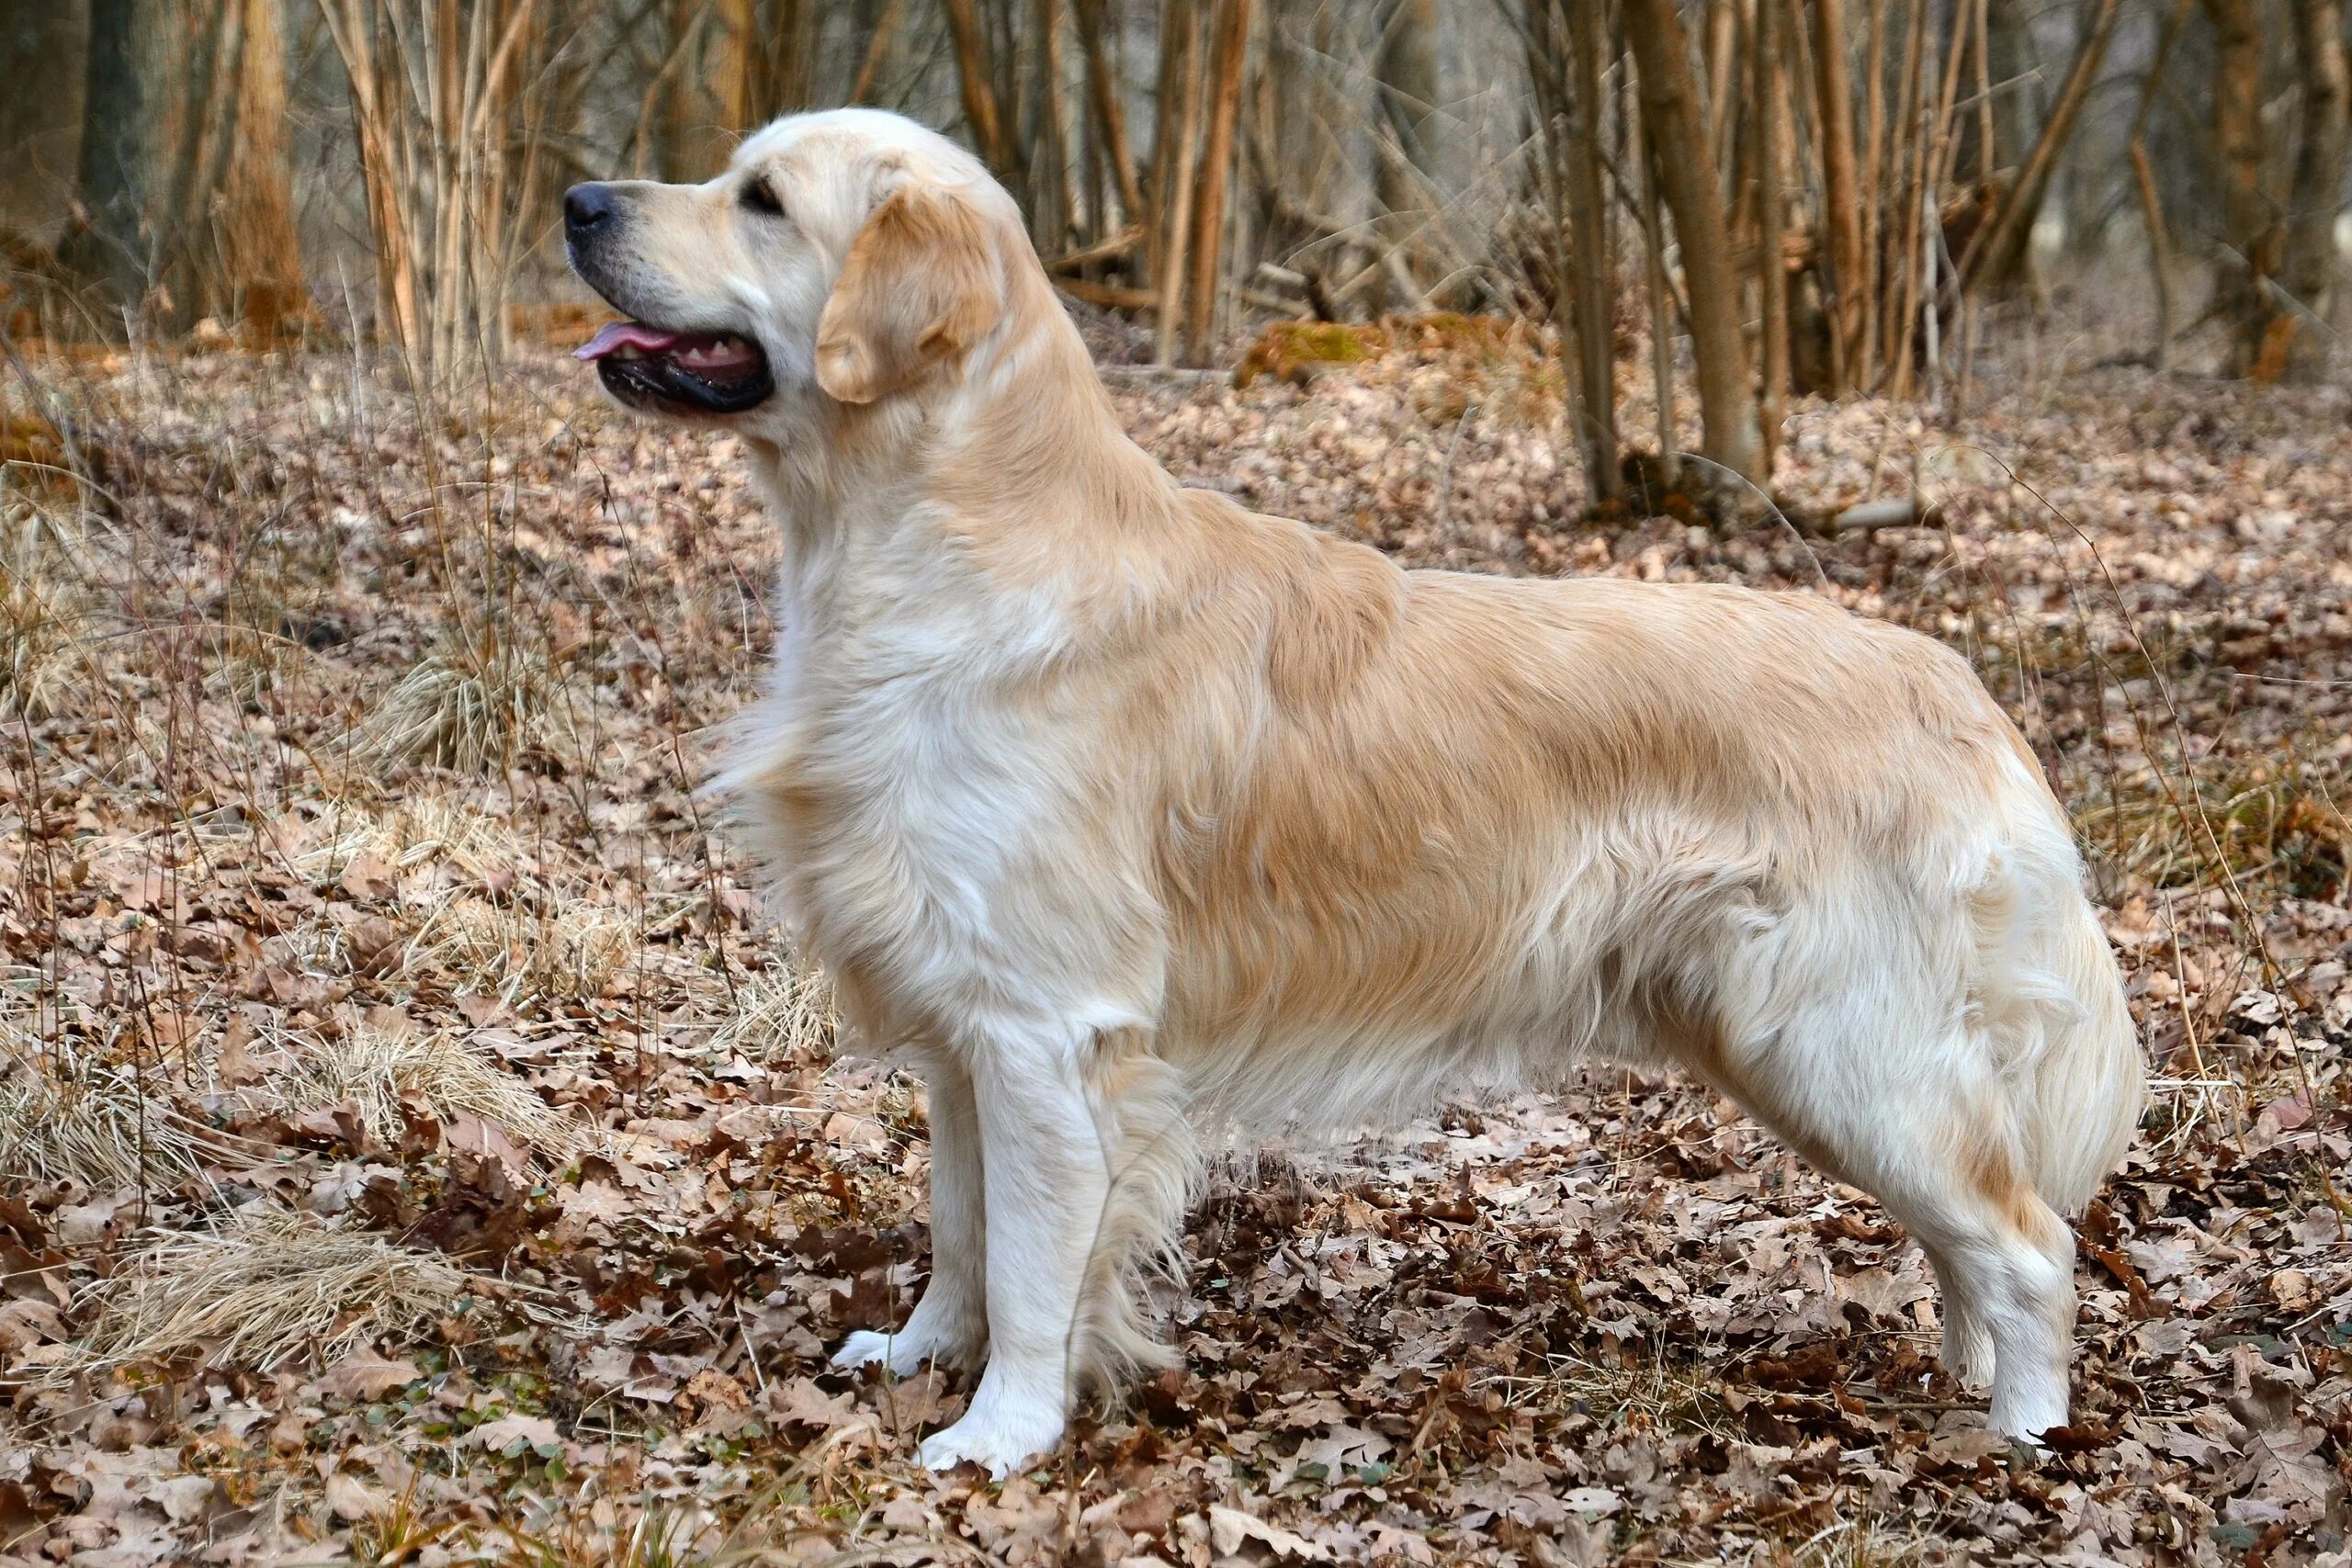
[311,1348,422,1403]
[961,1477,1063,1565]
[1208,1505,1332,1562]
[763,1376,873,1433]
[323,1469,390,1524]
[471,1413,562,1457]
[447,1111,532,1175]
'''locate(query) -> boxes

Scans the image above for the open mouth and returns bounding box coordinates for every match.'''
[574,321,774,415]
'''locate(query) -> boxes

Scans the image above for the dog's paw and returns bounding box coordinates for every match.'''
[830,1322,979,1376]
[830,1330,909,1373]
[918,1404,1065,1478]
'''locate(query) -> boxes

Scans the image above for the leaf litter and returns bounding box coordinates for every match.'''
[0,324,2346,1564]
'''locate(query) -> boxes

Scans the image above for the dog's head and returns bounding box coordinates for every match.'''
[563,109,1020,435]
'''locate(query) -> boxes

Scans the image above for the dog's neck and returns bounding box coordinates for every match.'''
[745,276,1193,640]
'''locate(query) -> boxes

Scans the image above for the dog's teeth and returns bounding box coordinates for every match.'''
[614,344,642,360]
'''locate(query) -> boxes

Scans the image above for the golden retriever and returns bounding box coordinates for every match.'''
[563,108,2143,1475]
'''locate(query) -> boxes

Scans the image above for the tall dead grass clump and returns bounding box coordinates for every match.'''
[0,503,106,721]
[405,895,634,1005]
[709,960,837,1066]
[267,1020,590,1158]
[68,1206,471,1375]
[348,615,555,774]
[0,1032,240,1194]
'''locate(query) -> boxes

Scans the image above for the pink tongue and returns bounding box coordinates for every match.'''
[575,321,684,361]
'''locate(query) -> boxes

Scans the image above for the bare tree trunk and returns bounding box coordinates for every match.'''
[215,0,310,338]
[1984,0,2035,186]
[1624,0,1763,493]
[1959,0,2121,295]
[1859,0,1886,385]
[1811,0,1864,392]
[1881,0,1927,388]
[2282,0,2349,382]
[1185,0,1250,360]
[1887,0,1956,399]
[1638,96,1679,490]
[62,0,152,317]
[1155,1,1204,364]
[1026,0,1075,252]
[2132,0,2194,372]
[849,0,907,104]
[657,0,704,181]
[943,0,1014,174]
[1704,0,1738,199]
[1756,0,1788,473]
[0,3,83,242]
[1561,0,1618,501]
[1072,0,1144,229]
[1374,0,1439,308]
[2199,0,2281,376]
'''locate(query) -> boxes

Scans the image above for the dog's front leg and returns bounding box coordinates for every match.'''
[917,1032,1107,1477]
[831,1049,989,1374]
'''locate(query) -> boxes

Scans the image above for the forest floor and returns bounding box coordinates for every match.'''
[0,321,2348,1568]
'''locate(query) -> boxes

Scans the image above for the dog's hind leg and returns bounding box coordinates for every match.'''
[1713,1013,2078,1440]
[832,1049,990,1375]
[1917,1239,1996,1389]
[1072,1046,1193,1392]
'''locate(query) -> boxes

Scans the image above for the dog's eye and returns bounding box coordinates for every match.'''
[740,178,785,218]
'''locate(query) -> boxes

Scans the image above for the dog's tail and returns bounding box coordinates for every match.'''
[1975,832,2143,1215]
[2018,897,2143,1213]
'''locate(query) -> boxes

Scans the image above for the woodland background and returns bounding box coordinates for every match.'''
[2,3,2351,1566]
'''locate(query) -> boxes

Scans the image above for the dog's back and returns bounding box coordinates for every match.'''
[1129,513,2140,1438]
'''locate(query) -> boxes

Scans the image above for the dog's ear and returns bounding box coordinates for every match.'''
[815,181,1003,405]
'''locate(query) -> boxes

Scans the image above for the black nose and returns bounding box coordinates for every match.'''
[564,183,617,237]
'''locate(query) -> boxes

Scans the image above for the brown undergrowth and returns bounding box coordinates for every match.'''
[0,334,2345,1566]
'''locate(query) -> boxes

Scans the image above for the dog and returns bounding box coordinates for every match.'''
[563,108,2143,1476]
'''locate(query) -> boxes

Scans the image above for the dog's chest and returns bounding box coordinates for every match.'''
[753,625,1076,1017]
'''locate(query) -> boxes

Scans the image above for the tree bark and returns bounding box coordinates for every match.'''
[62,0,152,315]
[943,0,1014,174]
[1984,0,2036,184]
[1155,0,1204,363]
[0,2,83,243]
[1185,0,1250,359]
[1756,0,1788,471]
[1959,0,2121,295]
[1624,0,1762,493]
[1374,0,1439,307]
[213,0,310,337]
[1561,0,1617,501]
[1072,0,1145,229]
[1811,0,1864,393]
[2282,0,2349,382]
[2199,0,2280,375]
[2132,0,2195,372]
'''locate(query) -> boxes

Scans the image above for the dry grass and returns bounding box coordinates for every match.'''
[497,1502,723,1568]
[67,1206,474,1375]
[406,895,637,1004]
[1784,1516,1936,1568]
[0,1036,243,1194]
[317,796,529,885]
[266,1020,593,1158]
[349,615,559,774]
[708,959,838,1066]
[0,503,106,721]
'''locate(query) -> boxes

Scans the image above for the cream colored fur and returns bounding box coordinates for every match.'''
[566,108,2144,1476]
